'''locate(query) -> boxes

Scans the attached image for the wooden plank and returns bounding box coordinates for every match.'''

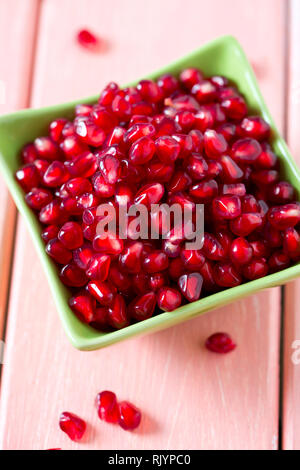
[0,0,285,450]
[0,0,40,340]
[282,0,300,451]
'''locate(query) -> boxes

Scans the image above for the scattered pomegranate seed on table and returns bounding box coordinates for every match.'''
[205,332,236,354]
[15,66,300,332]
[59,412,86,441]
[77,29,100,51]
[96,390,141,431]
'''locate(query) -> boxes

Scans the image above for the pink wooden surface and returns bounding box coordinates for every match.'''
[0,0,289,450]
[0,0,40,338]
[282,0,300,451]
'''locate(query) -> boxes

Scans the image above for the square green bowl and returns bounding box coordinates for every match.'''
[1,35,300,350]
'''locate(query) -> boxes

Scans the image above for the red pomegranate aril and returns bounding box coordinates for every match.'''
[268,181,295,204]
[186,154,208,181]
[217,122,237,143]
[171,133,193,158]
[124,123,156,146]
[60,263,87,287]
[134,182,164,207]
[230,237,253,265]
[222,183,246,197]
[268,203,300,230]
[157,287,182,312]
[93,232,124,255]
[16,164,40,191]
[168,257,185,280]
[194,107,215,132]
[199,261,216,291]
[179,68,203,90]
[283,227,300,259]
[46,238,72,264]
[129,292,156,321]
[221,96,247,120]
[180,249,205,270]
[250,240,269,258]
[231,138,261,165]
[59,412,86,441]
[41,224,59,242]
[99,154,120,185]
[43,161,69,187]
[88,280,115,306]
[251,170,279,186]
[178,272,203,302]
[118,401,141,431]
[191,80,217,104]
[49,118,68,142]
[34,136,60,161]
[205,332,236,354]
[129,136,155,165]
[75,119,106,147]
[137,79,163,103]
[33,159,49,177]
[162,239,182,258]
[108,294,129,329]
[25,188,53,210]
[92,172,115,198]
[72,243,94,270]
[92,105,117,132]
[21,143,38,164]
[119,242,143,273]
[269,251,290,272]
[189,129,204,153]
[96,391,119,424]
[210,75,229,88]
[241,194,260,213]
[174,110,195,132]
[254,142,277,169]
[143,251,169,274]
[243,258,269,280]
[207,160,223,179]
[99,81,119,106]
[65,151,98,178]
[220,155,243,183]
[111,94,132,120]
[69,292,96,323]
[201,233,224,261]
[214,263,242,287]
[203,129,228,158]
[168,170,192,193]
[86,254,111,281]
[155,136,181,164]
[157,73,179,96]
[212,195,241,220]
[230,213,263,236]
[77,28,99,50]
[165,94,200,113]
[148,272,168,292]
[39,199,64,225]
[240,116,270,141]
[189,179,218,202]
[60,135,88,159]
[58,221,83,249]
[146,159,174,183]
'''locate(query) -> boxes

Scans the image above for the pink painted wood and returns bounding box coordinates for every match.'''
[0,0,287,450]
[0,0,40,338]
[282,0,300,451]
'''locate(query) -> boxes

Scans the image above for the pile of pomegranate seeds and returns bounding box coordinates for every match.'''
[205,332,236,353]
[96,390,141,430]
[16,67,300,331]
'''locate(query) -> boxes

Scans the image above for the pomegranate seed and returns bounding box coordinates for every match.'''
[143,251,169,273]
[88,280,115,306]
[250,240,269,258]
[179,68,203,90]
[49,118,68,142]
[203,129,227,158]
[60,135,88,159]
[77,29,99,50]
[189,129,204,153]
[240,116,270,141]
[230,237,253,265]
[231,138,261,164]
[60,263,87,287]
[254,142,277,169]
[175,110,195,132]
[16,164,40,191]
[96,391,119,423]
[58,222,83,249]
[99,82,119,106]
[241,195,260,213]
[199,261,216,291]
[212,195,241,220]
[217,122,237,143]
[221,183,246,197]
[59,412,86,441]
[157,287,182,311]
[43,161,69,187]
[34,137,60,161]
[283,227,300,259]
[168,170,192,193]
[124,123,156,146]
[41,224,59,242]
[165,94,200,112]
[112,94,132,120]
[69,293,95,323]
[178,273,203,302]
[39,199,64,225]
[73,243,94,270]
[186,154,208,180]
[148,272,168,291]
[171,133,193,157]
[129,292,156,321]
[134,182,164,207]
[230,213,263,236]
[92,172,115,198]
[269,251,290,272]
[268,203,300,230]
[118,401,141,431]
[205,332,236,353]
[180,249,205,270]
[99,153,120,184]
[221,96,247,120]
[192,80,217,104]
[129,136,155,165]
[146,159,174,183]
[65,152,98,178]
[214,263,242,287]
[93,232,124,255]
[25,188,53,210]
[268,181,295,204]
[119,242,143,273]
[243,258,269,280]
[21,143,38,164]
[108,294,129,329]
[155,136,180,164]
[46,238,72,264]
[110,262,132,291]
[251,170,279,186]
[202,233,225,261]
[220,155,243,183]
[86,254,110,281]
[189,179,218,202]
[157,73,179,96]
[75,119,106,147]
[137,79,163,103]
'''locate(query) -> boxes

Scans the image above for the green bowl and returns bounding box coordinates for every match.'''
[1,35,300,350]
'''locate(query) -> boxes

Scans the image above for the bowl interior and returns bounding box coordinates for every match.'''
[1,35,300,350]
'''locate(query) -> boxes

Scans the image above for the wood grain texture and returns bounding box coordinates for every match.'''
[282,0,300,451]
[0,0,40,339]
[0,0,286,450]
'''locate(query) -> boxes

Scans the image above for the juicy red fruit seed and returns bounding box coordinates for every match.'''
[231,138,261,164]
[268,203,300,230]
[157,287,182,312]
[205,333,236,354]
[178,273,203,302]
[16,164,40,191]
[212,195,241,220]
[155,136,181,164]
[129,136,156,165]
[25,188,53,210]
[58,221,83,250]
[130,292,157,321]
[88,280,116,306]
[230,237,253,265]
[59,412,86,441]
[69,293,95,323]
[77,29,100,50]
[203,129,227,158]
[118,401,142,431]
[96,391,119,423]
